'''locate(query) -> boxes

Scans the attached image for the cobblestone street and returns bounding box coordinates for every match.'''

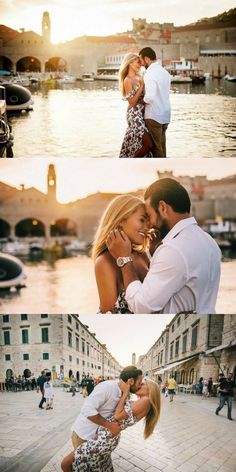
[0,388,235,472]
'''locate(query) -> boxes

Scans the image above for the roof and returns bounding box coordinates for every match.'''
[0,25,19,43]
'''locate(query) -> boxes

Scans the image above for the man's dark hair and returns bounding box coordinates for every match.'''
[144,178,191,214]
[139,47,156,60]
[120,365,142,382]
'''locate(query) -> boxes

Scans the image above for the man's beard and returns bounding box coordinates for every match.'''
[158,221,170,239]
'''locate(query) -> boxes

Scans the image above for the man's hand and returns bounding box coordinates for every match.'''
[107,421,122,436]
[118,379,131,396]
[106,229,132,260]
[146,228,162,256]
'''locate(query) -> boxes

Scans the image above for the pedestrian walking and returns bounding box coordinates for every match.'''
[44,375,54,410]
[71,375,77,397]
[37,370,48,409]
[202,379,208,399]
[167,376,177,402]
[215,372,236,420]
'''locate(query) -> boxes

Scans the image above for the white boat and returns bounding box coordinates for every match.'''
[170,75,192,83]
[64,240,87,254]
[2,241,29,256]
[95,73,118,81]
[11,74,31,87]
[224,74,236,82]
[56,75,76,84]
[81,73,94,82]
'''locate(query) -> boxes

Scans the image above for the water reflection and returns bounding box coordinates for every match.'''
[8,80,236,158]
[0,255,235,314]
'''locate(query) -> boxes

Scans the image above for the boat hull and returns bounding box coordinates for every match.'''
[1,82,33,111]
[0,253,26,288]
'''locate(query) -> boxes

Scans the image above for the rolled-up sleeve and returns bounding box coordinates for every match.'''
[125,245,188,314]
[80,383,109,418]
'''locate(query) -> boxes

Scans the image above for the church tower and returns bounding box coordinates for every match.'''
[42,11,51,43]
[47,164,56,200]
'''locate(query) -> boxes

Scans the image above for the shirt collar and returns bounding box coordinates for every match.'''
[162,216,198,243]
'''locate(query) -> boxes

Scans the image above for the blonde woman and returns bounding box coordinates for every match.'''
[62,379,161,472]
[92,194,151,313]
[119,53,153,158]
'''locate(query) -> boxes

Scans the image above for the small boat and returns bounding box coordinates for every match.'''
[1,82,33,112]
[95,73,118,81]
[0,253,26,290]
[11,75,30,87]
[81,73,94,82]
[224,74,236,83]
[170,75,192,83]
[56,75,76,84]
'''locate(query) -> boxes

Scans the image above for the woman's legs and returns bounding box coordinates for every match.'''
[61,452,74,472]
[134,131,153,157]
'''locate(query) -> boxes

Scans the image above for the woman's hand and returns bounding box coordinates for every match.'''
[146,229,162,256]
[119,379,131,396]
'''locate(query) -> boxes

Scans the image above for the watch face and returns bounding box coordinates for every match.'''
[116,257,125,267]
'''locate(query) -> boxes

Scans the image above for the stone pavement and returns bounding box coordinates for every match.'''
[0,388,235,472]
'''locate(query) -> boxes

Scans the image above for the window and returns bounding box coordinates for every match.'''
[182,332,188,353]
[191,324,198,349]
[87,343,89,356]
[177,316,181,327]
[170,342,174,359]
[76,337,79,351]
[21,314,28,320]
[82,360,85,366]
[41,314,48,318]
[3,315,9,323]
[76,358,79,364]
[82,339,85,354]
[43,352,49,360]
[22,329,29,344]
[76,322,79,331]
[23,353,29,360]
[175,338,179,356]
[68,331,72,347]
[4,331,10,345]
[42,327,49,343]
[68,314,72,324]
[171,323,175,332]
[5,354,11,361]
[69,355,72,362]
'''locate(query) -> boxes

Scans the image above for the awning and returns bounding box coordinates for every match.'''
[205,340,236,355]
[162,354,199,372]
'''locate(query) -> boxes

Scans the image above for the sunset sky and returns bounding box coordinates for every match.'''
[1,0,235,43]
[1,158,236,203]
[79,314,174,366]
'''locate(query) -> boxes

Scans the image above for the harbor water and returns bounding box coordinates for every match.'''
[0,254,235,314]
[9,79,236,158]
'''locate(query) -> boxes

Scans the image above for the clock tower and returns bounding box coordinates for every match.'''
[42,11,51,43]
[47,164,56,200]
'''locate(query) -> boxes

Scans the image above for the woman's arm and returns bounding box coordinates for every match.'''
[124,77,144,108]
[94,255,118,313]
[113,380,130,421]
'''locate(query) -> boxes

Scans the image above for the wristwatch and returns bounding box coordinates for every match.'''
[116,256,133,267]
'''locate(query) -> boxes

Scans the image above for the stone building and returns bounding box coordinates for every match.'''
[0,314,122,383]
[137,314,236,384]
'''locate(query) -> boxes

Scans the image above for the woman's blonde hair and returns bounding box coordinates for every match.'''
[119,53,140,96]
[92,194,145,261]
[144,380,161,439]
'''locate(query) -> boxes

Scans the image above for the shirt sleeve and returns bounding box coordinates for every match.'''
[80,382,110,418]
[125,245,188,313]
[143,71,157,104]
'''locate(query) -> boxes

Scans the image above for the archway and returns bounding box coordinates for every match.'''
[16,56,41,72]
[15,218,45,237]
[189,368,194,384]
[180,370,186,384]
[50,218,77,237]
[0,219,11,238]
[45,57,67,72]
[69,369,73,378]
[0,56,13,72]
[76,371,80,382]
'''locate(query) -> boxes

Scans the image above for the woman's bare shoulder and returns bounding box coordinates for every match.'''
[95,252,116,273]
[131,397,150,415]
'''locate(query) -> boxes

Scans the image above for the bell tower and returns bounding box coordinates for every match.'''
[47,164,56,200]
[42,11,51,43]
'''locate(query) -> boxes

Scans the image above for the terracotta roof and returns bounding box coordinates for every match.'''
[86,35,136,43]
[0,25,19,43]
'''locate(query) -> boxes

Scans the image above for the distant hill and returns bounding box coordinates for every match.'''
[194,8,236,26]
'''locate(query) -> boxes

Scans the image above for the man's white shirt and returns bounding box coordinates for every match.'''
[126,217,221,314]
[72,380,121,440]
[143,62,171,124]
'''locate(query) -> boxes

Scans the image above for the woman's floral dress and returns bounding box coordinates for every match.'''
[119,84,152,158]
[72,401,137,471]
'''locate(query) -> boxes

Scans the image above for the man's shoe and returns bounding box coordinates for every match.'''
[215,410,218,415]
[228,417,233,421]
[39,405,44,409]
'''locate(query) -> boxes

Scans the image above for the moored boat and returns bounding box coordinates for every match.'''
[0,253,26,290]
